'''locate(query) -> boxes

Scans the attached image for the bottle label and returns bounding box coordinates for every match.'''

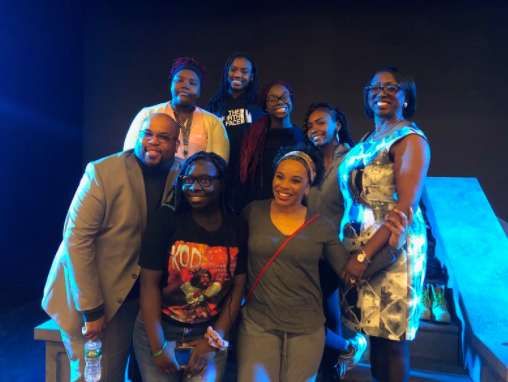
[85,348,102,358]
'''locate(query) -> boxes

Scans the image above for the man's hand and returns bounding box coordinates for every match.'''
[82,316,106,341]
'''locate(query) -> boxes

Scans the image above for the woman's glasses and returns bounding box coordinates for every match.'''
[181,175,220,188]
[365,83,402,96]
[266,94,292,106]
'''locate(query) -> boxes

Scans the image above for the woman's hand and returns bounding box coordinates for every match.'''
[182,338,216,378]
[154,341,180,375]
[385,208,413,249]
[341,257,369,286]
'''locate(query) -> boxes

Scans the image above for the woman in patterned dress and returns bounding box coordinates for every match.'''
[338,67,430,382]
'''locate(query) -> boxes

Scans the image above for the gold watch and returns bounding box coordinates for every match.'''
[356,250,371,264]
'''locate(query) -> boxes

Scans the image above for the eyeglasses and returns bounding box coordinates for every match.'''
[365,83,402,95]
[266,94,292,106]
[139,130,178,143]
[181,175,221,188]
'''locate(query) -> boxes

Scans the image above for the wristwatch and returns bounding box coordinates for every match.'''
[356,250,371,264]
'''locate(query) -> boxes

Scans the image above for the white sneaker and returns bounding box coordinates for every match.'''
[335,333,368,379]
[431,284,451,323]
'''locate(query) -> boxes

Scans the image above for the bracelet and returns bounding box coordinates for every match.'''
[151,341,167,358]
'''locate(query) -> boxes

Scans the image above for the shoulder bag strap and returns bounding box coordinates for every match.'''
[244,214,320,304]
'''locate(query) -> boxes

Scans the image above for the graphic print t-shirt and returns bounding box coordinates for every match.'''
[139,208,248,325]
[219,95,264,173]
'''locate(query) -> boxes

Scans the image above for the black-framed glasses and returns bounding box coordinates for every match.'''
[365,83,402,95]
[139,130,178,143]
[266,94,292,106]
[181,175,221,188]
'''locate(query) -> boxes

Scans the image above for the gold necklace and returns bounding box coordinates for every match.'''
[373,118,404,139]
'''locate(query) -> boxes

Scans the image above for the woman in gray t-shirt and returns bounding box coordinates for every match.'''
[236,146,410,382]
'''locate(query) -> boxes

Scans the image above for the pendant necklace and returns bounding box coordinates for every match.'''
[374,118,404,140]
[172,107,194,156]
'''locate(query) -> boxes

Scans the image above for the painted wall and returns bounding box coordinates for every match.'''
[2,0,507,309]
[82,0,508,220]
[0,1,84,310]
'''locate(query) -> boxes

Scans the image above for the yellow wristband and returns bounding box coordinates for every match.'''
[151,341,167,358]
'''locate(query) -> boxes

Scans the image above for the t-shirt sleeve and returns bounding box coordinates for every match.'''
[233,217,248,276]
[139,206,176,271]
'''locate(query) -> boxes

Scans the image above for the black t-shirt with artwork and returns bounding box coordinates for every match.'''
[139,207,248,325]
[219,94,264,174]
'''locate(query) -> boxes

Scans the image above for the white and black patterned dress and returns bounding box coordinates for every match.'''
[338,124,428,341]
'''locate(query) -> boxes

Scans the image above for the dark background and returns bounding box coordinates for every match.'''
[2,0,507,310]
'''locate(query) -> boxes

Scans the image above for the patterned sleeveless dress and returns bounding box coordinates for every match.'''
[338,123,428,341]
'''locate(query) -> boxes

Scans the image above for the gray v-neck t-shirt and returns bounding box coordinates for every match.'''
[242,199,400,335]
[242,199,350,335]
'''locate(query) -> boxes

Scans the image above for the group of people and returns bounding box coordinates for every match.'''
[42,52,430,382]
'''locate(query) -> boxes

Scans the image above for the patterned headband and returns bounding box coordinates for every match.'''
[278,151,316,184]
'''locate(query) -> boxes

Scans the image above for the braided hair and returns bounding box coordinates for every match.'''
[205,52,259,117]
[169,57,208,85]
[239,80,295,184]
[168,151,235,280]
[169,151,234,214]
[302,103,354,147]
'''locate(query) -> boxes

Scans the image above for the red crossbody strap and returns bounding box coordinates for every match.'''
[244,214,320,304]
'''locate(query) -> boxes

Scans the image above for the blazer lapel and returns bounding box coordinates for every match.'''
[125,151,148,235]
[162,157,184,205]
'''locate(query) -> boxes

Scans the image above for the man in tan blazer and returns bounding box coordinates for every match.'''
[42,113,183,381]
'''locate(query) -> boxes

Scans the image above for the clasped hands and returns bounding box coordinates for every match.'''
[155,338,216,378]
[340,208,413,287]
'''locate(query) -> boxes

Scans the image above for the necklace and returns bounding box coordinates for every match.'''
[373,118,404,140]
[172,107,194,156]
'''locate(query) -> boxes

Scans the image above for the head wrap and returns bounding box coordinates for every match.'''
[171,63,204,84]
[277,151,316,184]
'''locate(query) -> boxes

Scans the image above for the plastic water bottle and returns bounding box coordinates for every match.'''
[84,338,102,382]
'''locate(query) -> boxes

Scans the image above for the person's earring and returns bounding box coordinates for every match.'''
[403,102,408,108]
[335,126,342,142]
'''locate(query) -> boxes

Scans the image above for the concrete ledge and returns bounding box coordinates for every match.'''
[34,319,70,382]
[423,177,508,382]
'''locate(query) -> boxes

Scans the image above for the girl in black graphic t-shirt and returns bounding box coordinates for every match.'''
[134,152,247,381]
[206,52,264,174]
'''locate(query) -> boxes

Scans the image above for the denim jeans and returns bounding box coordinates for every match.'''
[133,312,227,382]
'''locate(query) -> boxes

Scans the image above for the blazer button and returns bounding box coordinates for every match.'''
[132,274,138,279]
[117,298,123,304]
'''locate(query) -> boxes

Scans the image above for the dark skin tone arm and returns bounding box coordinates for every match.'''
[341,134,430,283]
[140,268,180,375]
[184,273,246,378]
